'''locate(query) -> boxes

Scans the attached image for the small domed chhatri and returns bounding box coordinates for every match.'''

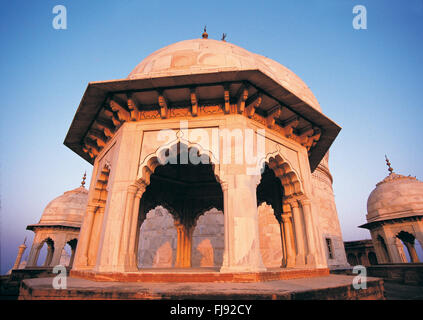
[360,157,423,264]
[23,175,88,269]
[35,185,88,228]
[367,169,423,224]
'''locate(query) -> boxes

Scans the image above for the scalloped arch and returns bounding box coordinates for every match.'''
[259,150,304,198]
[137,137,221,186]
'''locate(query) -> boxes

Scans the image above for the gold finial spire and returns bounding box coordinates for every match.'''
[202,26,208,39]
[81,171,87,187]
[385,155,394,174]
[221,33,227,41]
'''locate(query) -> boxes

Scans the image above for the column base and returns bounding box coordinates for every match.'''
[76,255,89,268]
[220,265,267,273]
[295,254,306,267]
[286,257,296,268]
[123,254,138,272]
[306,254,316,266]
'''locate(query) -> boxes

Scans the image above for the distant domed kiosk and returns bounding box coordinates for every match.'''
[24,176,88,269]
[64,35,349,282]
[360,157,423,263]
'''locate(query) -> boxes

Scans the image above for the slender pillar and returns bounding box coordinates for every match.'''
[279,218,287,268]
[221,182,230,269]
[184,226,193,268]
[281,211,296,268]
[44,245,54,267]
[175,223,183,267]
[395,238,408,263]
[89,207,105,266]
[50,239,66,267]
[383,230,404,264]
[289,200,306,266]
[13,241,27,269]
[77,204,97,267]
[175,223,193,268]
[118,184,138,268]
[69,247,76,268]
[125,186,144,271]
[404,242,420,263]
[26,241,41,267]
[300,199,317,266]
[372,233,391,264]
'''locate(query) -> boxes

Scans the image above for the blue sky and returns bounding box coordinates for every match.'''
[1,0,422,273]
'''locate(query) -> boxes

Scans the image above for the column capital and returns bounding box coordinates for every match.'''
[282,202,292,214]
[281,213,292,222]
[221,181,229,191]
[136,182,147,196]
[87,204,98,212]
[127,184,139,194]
[286,198,300,209]
[299,198,312,206]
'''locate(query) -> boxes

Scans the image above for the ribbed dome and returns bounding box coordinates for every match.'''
[366,173,423,223]
[128,39,322,112]
[36,186,88,228]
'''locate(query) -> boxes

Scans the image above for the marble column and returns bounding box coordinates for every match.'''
[300,199,317,266]
[69,247,76,268]
[220,174,265,273]
[383,230,404,264]
[404,242,420,263]
[44,245,54,267]
[221,182,230,269]
[289,200,306,266]
[88,207,105,266]
[175,223,193,268]
[118,184,138,268]
[26,240,41,267]
[125,187,144,271]
[394,238,408,263]
[281,211,296,268]
[279,218,287,268]
[50,237,67,267]
[76,204,97,267]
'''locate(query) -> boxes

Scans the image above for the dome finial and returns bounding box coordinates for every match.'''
[202,25,208,39]
[385,155,394,174]
[81,171,87,188]
[221,33,227,42]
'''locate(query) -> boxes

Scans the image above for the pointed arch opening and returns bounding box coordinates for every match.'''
[35,238,54,267]
[255,152,305,269]
[191,208,224,268]
[396,231,420,263]
[134,142,223,270]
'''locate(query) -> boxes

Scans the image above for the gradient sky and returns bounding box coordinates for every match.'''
[1,0,422,274]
